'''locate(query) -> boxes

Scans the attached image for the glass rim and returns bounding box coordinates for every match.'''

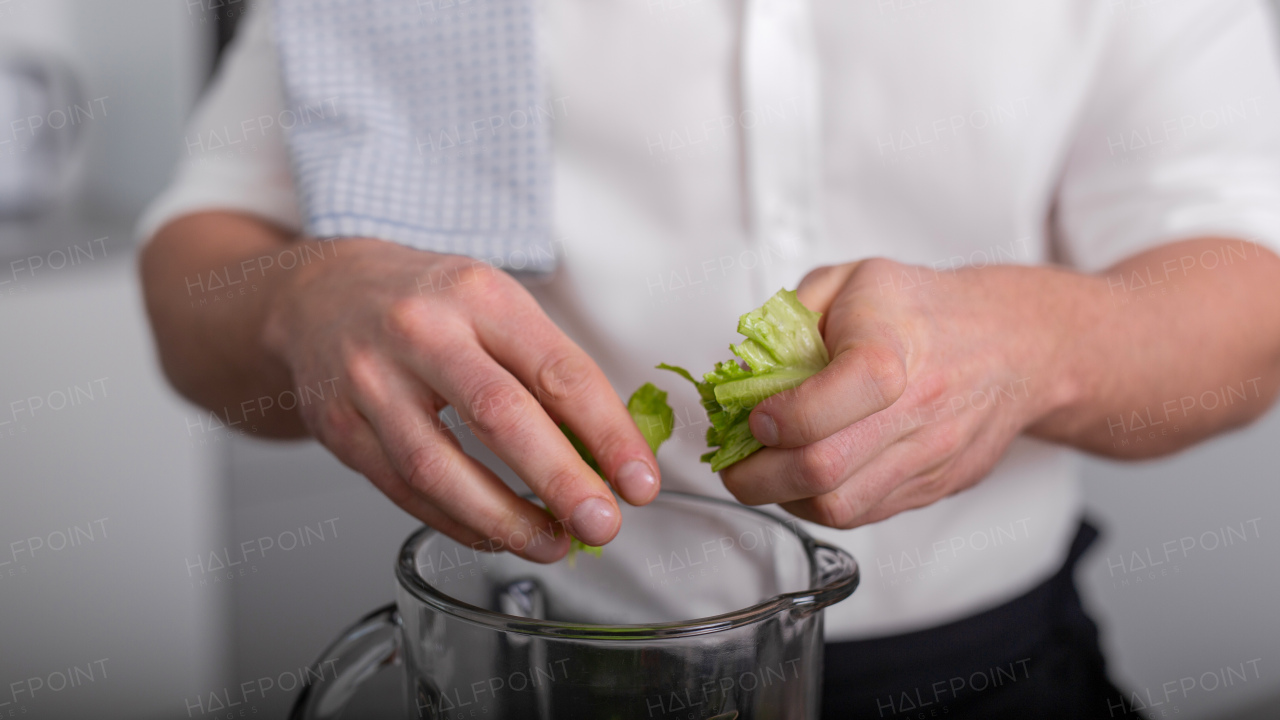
[394,491,858,640]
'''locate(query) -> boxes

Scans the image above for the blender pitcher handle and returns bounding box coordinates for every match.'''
[789,540,860,618]
[289,604,404,720]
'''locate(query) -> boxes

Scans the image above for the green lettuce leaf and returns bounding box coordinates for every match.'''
[627,382,676,454]
[558,382,674,562]
[661,288,829,471]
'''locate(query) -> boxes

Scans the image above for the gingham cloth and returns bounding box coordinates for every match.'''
[273,0,556,273]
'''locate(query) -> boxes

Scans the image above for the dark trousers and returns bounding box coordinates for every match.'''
[822,521,1143,720]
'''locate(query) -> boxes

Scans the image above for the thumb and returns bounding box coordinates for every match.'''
[750,266,909,448]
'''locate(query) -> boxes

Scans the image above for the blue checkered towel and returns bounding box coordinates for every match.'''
[273,0,556,272]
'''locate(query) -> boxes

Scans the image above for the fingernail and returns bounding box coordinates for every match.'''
[751,412,780,446]
[614,460,658,504]
[523,528,569,564]
[571,497,619,546]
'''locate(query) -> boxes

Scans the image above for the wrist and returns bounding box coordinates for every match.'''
[258,237,348,366]
[1020,266,1110,438]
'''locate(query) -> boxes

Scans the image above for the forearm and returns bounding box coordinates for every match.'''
[1030,237,1280,458]
[139,211,319,437]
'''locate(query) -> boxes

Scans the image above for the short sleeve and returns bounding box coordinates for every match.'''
[136,0,302,243]
[1054,0,1280,272]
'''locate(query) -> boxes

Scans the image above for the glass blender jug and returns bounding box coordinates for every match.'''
[291,492,859,719]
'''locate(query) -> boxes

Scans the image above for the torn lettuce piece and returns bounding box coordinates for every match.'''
[626,381,676,454]
[661,288,829,472]
[558,382,674,563]
[566,541,603,566]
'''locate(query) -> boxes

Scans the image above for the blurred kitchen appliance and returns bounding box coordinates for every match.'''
[0,48,87,221]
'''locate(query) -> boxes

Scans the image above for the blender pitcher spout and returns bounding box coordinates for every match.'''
[785,540,859,619]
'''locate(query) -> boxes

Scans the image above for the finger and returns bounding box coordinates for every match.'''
[748,288,910,449]
[311,397,490,548]
[849,422,1003,527]
[388,318,622,546]
[794,262,861,317]
[478,304,661,506]
[347,356,572,562]
[720,408,907,506]
[779,426,961,530]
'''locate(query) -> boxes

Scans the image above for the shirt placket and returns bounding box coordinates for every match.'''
[741,0,824,297]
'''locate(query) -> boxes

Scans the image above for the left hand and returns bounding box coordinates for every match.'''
[720,257,1088,529]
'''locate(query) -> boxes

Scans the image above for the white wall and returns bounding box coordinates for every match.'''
[0,244,231,720]
[67,0,210,220]
[0,2,228,719]
[1079,408,1280,719]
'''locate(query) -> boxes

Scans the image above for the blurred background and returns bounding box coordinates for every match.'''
[1,1,1278,718]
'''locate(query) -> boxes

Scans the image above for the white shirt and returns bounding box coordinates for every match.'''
[140,0,1280,640]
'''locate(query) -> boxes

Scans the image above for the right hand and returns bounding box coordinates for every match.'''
[261,238,661,562]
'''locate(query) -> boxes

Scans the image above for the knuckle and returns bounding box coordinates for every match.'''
[910,371,949,409]
[343,350,383,398]
[311,399,357,446]
[856,256,898,278]
[920,471,952,501]
[371,471,416,508]
[487,504,558,552]
[907,458,951,500]
[808,492,857,529]
[534,350,594,404]
[385,296,429,340]
[927,422,966,459]
[483,506,530,547]
[853,257,902,297]
[538,465,590,508]
[402,444,456,498]
[860,344,908,408]
[592,427,636,469]
[799,264,837,288]
[465,378,531,438]
[455,261,500,290]
[452,261,511,303]
[416,255,509,304]
[797,443,848,495]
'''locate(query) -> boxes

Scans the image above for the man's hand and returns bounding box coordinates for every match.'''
[142,214,661,563]
[261,239,662,559]
[721,242,1280,530]
[720,258,1074,529]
